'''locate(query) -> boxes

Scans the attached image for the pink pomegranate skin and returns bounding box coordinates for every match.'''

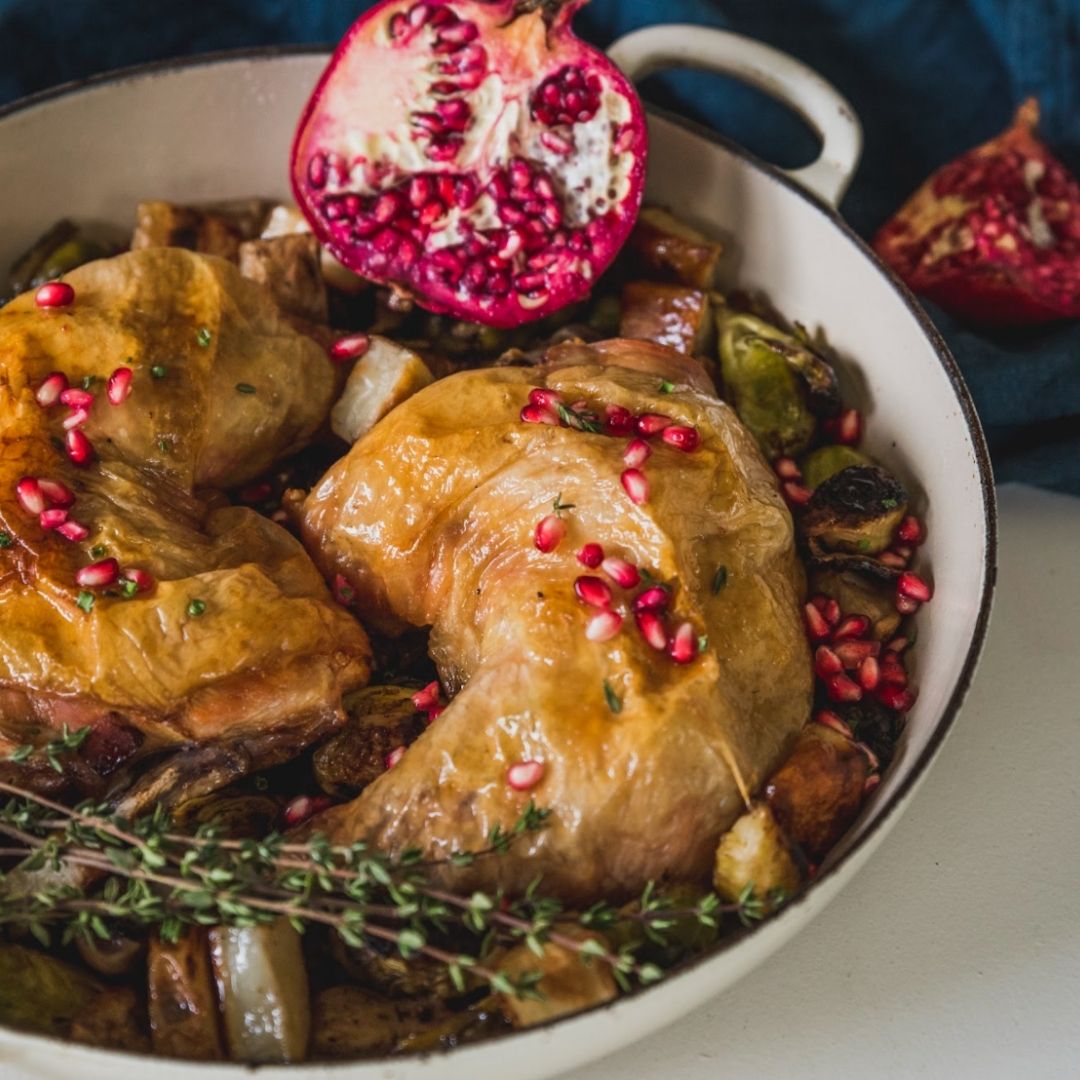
[290,0,647,328]
[875,99,1080,325]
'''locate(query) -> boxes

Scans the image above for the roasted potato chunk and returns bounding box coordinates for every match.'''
[148,928,225,1061]
[801,465,907,556]
[712,802,802,906]
[69,987,150,1054]
[239,234,328,323]
[311,985,408,1059]
[765,724,870,860]
[628,207,724,288]
[619,281,713,355]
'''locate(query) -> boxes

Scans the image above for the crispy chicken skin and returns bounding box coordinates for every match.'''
[0,249,371,794]
[298,339,811,902]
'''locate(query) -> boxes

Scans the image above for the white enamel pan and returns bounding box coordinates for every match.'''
[0,25,996,1080]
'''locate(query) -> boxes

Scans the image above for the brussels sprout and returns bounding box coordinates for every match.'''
[0,944,101,1036]
[835,698,905,771]
[75,931,144,977]
[7,220,113,297]
[172,791,279,838]
[800,465,907,556]
[809,567,902,641]
[712,802,802,908]
[330,932,455,999]
[800,445,873,491]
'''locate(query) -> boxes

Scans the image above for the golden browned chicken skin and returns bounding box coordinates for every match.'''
[298,339,812,902]
[0,249,371,800]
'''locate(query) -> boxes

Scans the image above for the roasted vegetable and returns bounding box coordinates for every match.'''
[68,987,150,1053]
[148,929,225,1060]
[800,445,873,491]
[260,203,368,295]
[801,465,907,556]
[619,280,713,356]
[209,919,311,1064]
[330,933,454,999]
[712,802,802,907]
[765,724,870,860]
[809,566,902,641]
[131,198,270,261]
[310,985,412,1058]
[7,219,113,297]
[172,791,280,838]
[836,698,905,771]
[627,206,724,288]
[75,931,143,977]
[0,944,101,1036]
[238,234,328,323]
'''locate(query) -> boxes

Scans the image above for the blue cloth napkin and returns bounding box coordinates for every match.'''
[2,0,1078,493]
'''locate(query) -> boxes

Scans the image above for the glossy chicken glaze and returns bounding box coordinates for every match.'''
[0,250,371,798]
[299,339,812,902]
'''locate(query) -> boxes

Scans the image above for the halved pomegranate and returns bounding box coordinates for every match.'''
[291,0,647,327]
[875,99,1080,324]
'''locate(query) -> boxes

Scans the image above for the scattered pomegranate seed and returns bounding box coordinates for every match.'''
[59,387,94,409]
[809,593,829,611]
[803,602,831,642]
[833,614,871,641]
[600,556,639,589]
[886,636,909,653]
[773,457,802,481]
[75,557,119,588]
[826,672,863,703]
[328,332,370,362]
[620,468,649,505]
[834,639,880,669]
[856,741,880,771]
[122,568,155,593]
[281,794,333,828]
[412,681,441,711]
[863,773,882,795]
[106,366,133,405]
[632,585,669,613]
[574,575,612,608]
[814,709,854,739]
[507,759,545,791]
[661,425,700,452]
[385,746,407,770]
[65,428,94,466]
[834,408,862,445]
[528,387,562,409]
[622,438,651,468]
[38,478,75,507]
[603,404,635,435]
[877,684,917,712]
[636,413,672,437]
[822,599,841,626]
[332,573,355,606]
[520,402,560,425]
[576,542,604,568]
[585,609,623,642]
[56,520,89,542]
[879,551,909,569]
[897,571,933,603]
[814,645,843,678]
[635,610,668,651]
[782,481,812,506]
[897,516,925,545]
[35,281,74,308]
[35,372,68,407]
[39,508,68,530]
[896,594,921,615]
[668,621,699,664]
[879,653,909,686]
[15,477,46,515]
[239,482,273,503]
[858,655,881,690]
[534,513,566,553]
[425,704,445,724]
[62,407,90,430]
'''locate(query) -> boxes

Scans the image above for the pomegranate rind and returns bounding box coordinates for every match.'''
[874,99,1080,325]
[290,0,647,328]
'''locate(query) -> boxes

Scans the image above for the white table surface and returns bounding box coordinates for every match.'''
[568,483,1080,1080]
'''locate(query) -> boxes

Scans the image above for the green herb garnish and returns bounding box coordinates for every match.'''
[120,579,139,599]
[80,375,97,390]
[196,327,212,348]
[698,634,709,653]
[150,364,167,379]
[603,679,622,714]
[711,566,728,594]
[187,598,206,617]
[552,492,576,513]
[76,591,95,614]
[0,532,11,549]
[556,402,602,434]
[157,438,171,454]
[659,379,675,394]
[881,498,898,509]
[89,544,107,558]
[235,382,256,395]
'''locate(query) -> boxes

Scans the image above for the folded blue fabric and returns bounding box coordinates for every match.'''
[2,0,1078,492]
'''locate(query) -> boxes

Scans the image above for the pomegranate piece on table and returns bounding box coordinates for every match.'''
[875,99,1080,324]
[290,0,647,328]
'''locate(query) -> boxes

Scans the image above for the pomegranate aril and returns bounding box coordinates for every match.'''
[815,709,854,739]
[75,558,119,588]
[66,429,94,466]
[122,567,155,594]
[803,602,831,642]
[35,372,68,407]
[507,759,544,791]
[855,741,880,771]
[877,684,917,712]
[863,773,882,795]
[814,645,843,678]
[601,404,633,436]
[585,609,623,642]
[520,403,560,425]
[528,387,563,410]
[411,680,441,711]
[62,407,90,431]
[577,542,604,568]
[834,639,880,669]
[39,508,68,530]
[636,413,672,437]
[635,610,668,651]
[879,551,909,569]
[897,572,933,603]
[886,636,909,653]
[239,482,273,504]
[823,599,841,626]
[35,281,74,308]
[622,438,651,468]
[601,556,639,589]
[38,479,75,507]
[106,367,133,406]
[534,514,566,553]
[668,621,699,664]
[897,515,925,545]
[385,746,406,770]
[574,575,612,608]
[620,468,649,506]
[858,655,881,691]
[826,672,863,703]
[880,653,908,686]
[328,333,371,363]
[782,481,813,507]
[632,586,669,613]
[59,388,94,409]
[774,457,802,481]
[15,477,46,515]
[56,520,89,542]
[833,614,871,641]
[834,408,862,445]
[425,704,444,724]
[896,594,921,615]
[282,794,332,828]
[661,425,700,453]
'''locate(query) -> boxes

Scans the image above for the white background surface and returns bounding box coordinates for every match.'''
[568,483,1080,1080]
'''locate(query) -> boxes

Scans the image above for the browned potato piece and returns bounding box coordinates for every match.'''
[712,802,802,906]
[69,987,150,1053]
[628,207,724,288]
[619,281,713,356]
[498,927,618,1029]
[311,985,409,1059]
[765,724,870,860]
[147,928,224,1061]
[238,234,328,324]
[131,199,270,261]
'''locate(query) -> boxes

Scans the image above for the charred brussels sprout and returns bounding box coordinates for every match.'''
[172,790,279,837]
[809,566,902,641]
[835,698,905,771]
[0,944,101,1036]
[801,465,907,556]
[800,445,873,491]
[330,933,456,1000]
[7,220,112,297]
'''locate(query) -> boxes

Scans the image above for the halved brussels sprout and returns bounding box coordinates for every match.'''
[809,566,902,641]
[801,465,907,556]
[76,931,144,977]
[0,944,101,1036]
[172,791,279,838]
[800,445,873,491]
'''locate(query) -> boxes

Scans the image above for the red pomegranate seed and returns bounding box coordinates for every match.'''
[774,457,802,481]
[826,672,863,703]
[39,508,68,529]
[520,403,560,425]
[35,281,74,308]
[332,573,355,606]
[15,477,46,515]
[877,684,917,712]
[239,482,273,503]
[892,544,914,562]
[75,557,119,588]
[810,593,829,612]
[636,413,672,437]
[59,387,94,409]
[880,653,908,686]
[507,759,544,791]
[833,614,871,641]
[534,513,566,553]
[385,746,407,770]
[815,709,854,739]
[668,621,699,664]
[896,594,920,615]
[834,639,880,669]
[412,680,441,711]
[855,741,880,771]
[886,636,909,653]
[122,567,155,593]
[65,429,94,466]
[574,575,612,608]
[803,602,831,642]
[879,551,909,569]
[603,404,635,435]
[622,438,651,468]
[835,408,862,445]
[782,481,812,506]
[600,556,639,589]
[897,572,933,603]
[585,609,623,642]
[62,407,90,430]
[635,610,668,651]
[823,599,841,626]
[863,773,882,795]
[897,516,925,545]
[576,542,604,568]
[528,387,563,410]
[56,520,88,542]
[328,332,370,362]
[858,655,881,691]
[661,425,700,452]
[35,372,68,407]
[620,468,649,505]
[814,645,843,678]
[106,366,133,405]
[425,704,445,724]
[281,794,332,828]
[38,478,75,507]
[632,586,669,613]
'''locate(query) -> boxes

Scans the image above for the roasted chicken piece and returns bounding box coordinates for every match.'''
[298,338,811,902]
[0,249,371,801]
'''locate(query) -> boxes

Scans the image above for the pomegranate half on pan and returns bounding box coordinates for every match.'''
[290,0,648,327]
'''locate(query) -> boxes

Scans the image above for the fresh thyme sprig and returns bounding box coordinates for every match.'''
[6,724,92,773]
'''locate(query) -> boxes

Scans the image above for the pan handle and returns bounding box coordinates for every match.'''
[607,25,863,207]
